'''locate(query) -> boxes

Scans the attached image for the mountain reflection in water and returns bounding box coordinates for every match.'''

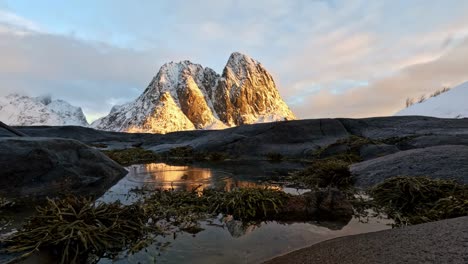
[122,162,283,193]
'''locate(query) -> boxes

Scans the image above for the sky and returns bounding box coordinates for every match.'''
[1,0,468,122]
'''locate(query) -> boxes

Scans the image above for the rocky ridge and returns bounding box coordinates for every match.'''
[92,52,295,134]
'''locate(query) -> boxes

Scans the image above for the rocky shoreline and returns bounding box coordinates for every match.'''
[1,116,467,263]
[3,116,468,185]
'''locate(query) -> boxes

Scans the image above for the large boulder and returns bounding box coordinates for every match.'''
[0,137,127,199]
[351,145,468,187]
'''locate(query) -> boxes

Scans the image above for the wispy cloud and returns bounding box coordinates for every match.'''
[0,20,176,121]
[294,38,468,118]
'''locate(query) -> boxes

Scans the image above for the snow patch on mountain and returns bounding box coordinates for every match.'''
[92,52,295,134]
[395,81,468,118]
[0,94,88,126]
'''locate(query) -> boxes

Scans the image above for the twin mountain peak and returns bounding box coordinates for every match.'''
[92,52,296,134]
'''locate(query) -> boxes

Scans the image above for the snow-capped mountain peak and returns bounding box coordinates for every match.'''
[395,81,468,118]
[0,94,88,126]
[92,52,295,134]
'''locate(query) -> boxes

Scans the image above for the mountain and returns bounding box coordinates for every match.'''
[395,81,468,118]
[92,52,295,134]
[0,94,89,126]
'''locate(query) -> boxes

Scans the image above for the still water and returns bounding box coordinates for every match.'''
[99,161,391,264]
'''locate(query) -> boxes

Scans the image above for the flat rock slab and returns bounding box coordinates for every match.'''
[264,216,468,264]
[0,137,127,199]
[351,145,468,187]
[339,116,468,139]
[8,116,468,159]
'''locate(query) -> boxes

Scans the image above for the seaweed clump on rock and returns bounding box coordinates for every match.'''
[3,196,156,264]
[102,147,161,165]
[290,159,355,189]
[370,176,468,226]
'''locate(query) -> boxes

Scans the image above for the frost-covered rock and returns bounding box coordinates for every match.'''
[0,94,88,126]
[395,81,468,118]
[92,52,295,134]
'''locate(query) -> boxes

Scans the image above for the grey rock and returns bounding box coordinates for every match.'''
[339,116,468,138]
[7,116,468,160]
[351,145,468,187]
[14,119,351,158]
[264,216,468,264]
[359,144,400,160]
[0,137,127,199]
[405,134,468,148]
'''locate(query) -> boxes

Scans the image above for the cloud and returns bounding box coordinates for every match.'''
[0,22,178,121]
[0,10,41,32]
[294,38,468,118]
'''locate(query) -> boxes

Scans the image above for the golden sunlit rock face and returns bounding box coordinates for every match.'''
[177,76,218,129]
[214,53,296,126]
[126,92,195,134]
[91,52,295,134]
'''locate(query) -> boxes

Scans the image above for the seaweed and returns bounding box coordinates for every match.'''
[265,152,284,162]
[3,196,158,264]
[313,135,375,163]
[204,188,289,220]
[3,188,291,263]
[164,147,230,162]
[167,146,194,158]
[0,197,14,231]
[141,187,289,221]
[369,176,468,226]
[102,148,161,165]
[290,159,354,189]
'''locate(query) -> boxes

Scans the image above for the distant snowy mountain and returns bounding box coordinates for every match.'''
[0,94,88,126]
[395,81,468,118]
[92,52,296,134]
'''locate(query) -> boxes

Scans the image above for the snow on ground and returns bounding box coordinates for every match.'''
[395,81,468,118]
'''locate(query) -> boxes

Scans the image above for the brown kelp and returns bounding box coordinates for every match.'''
[102,148,161,165]
[3,196,159,263]
[369,176,468,226]
[141,187,289,221]
[3,188,291,263]
[290,159,354,189]
[205,188,289,219]
[265,152,284,162]
[163,146,230,162]
[312,135,373,163]
[0,197,14,231]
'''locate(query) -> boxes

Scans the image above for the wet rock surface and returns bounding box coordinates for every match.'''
[264,216,468,264]
[0,137,127,199]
